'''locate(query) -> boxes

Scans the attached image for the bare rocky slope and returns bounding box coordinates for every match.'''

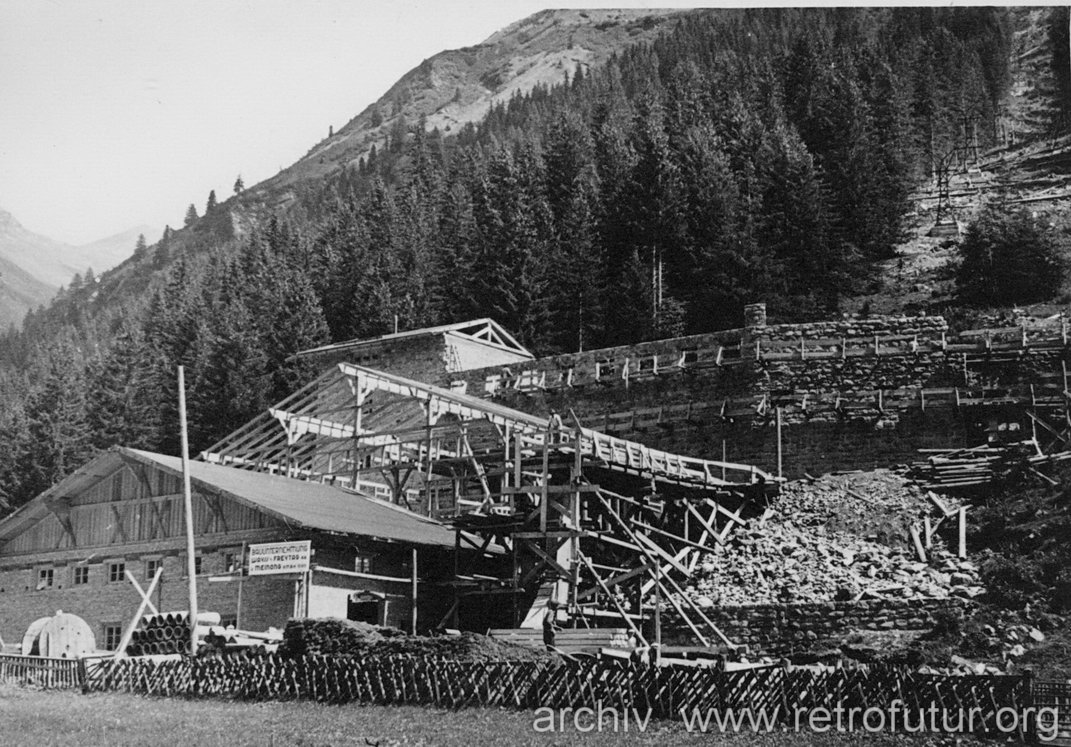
[231,9,691,231]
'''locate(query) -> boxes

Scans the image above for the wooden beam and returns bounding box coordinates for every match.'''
[114,567,163,658]
[577,552,647,646]
[518,538,570,579]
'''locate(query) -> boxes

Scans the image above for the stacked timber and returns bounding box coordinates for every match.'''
[281,618,551,661]
[909,442,1071,490]
[201,626,282,654]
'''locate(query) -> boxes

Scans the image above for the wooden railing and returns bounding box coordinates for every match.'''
[0,653,85,689]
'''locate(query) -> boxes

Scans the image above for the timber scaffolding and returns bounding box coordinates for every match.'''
[202,364,782,649]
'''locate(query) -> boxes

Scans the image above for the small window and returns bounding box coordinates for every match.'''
[355,555,374,574]
[73,566,89,586]
[102,623,123,651]
[193,556,203,576]
[223,552,240,573]
[36,568,54,590]
[108,561,126,583]
[145,558,162,580]
[680,348,699,366]
[219,614,238,628]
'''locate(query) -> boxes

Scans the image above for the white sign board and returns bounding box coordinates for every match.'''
[247,540,311,576]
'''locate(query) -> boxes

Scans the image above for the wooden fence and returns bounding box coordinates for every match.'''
[80,654,1044,737]
[0,653,84,689]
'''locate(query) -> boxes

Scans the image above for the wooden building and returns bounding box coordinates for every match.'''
[0,447,460,652]
[294,318,534,383]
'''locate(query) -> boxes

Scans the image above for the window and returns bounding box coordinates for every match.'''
[194,555,203,576]
[219,614,237,629]
[73,566,89,586]
[355,555,374,574]
[102,623,123,651]
[108,561,125,583]
[145,558,162,580]
[223,551,240,574]
[36,568,54,590]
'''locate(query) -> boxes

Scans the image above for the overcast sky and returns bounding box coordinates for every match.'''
[0,0,711,246]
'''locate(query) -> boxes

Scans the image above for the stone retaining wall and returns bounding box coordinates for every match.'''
[664,598,969,655]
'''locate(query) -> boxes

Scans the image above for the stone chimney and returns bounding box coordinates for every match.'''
[744,302,767,329]
[741,302,767,360]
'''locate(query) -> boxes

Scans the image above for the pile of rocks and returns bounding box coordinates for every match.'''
[683,471,983,607]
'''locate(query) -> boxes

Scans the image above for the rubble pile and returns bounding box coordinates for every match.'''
[775,470,933,547]
[684,471,984,606]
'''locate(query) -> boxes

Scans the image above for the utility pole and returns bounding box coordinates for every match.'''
[178,366,199,656]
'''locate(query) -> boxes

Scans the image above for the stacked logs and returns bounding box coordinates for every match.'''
[126,612,221,656]
[909,443,1071,490]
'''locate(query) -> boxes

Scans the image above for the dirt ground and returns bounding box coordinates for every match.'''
[0,684,1005,746]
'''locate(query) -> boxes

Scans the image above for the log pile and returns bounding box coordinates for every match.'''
[200,626,282,655]
[909,442,1071,490]
[683,471,982,606]
[280,618,551,662]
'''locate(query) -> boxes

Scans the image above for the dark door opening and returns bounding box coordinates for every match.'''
[347,599,379,624]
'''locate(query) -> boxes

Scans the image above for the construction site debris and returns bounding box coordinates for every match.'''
[684,471,982,606]
[909,441,1071,490]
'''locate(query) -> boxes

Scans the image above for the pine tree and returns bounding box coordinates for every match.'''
[134,233,148,258]
[86,323,161,449]
[206,190,218,214]
[184,204,199,226]
[21,339,94,498]
[233,175,245,194]
[957,204,1065,306]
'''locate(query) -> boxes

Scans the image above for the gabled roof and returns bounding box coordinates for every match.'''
[0,447,457,550]
[294,318,533,361]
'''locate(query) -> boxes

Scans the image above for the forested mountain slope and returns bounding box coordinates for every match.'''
[0,7,1045,512]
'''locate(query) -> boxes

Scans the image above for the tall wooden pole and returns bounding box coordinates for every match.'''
[411,547,418,635]
[178,366,199,656]
[653,562,662,666]
[775,407,783,480]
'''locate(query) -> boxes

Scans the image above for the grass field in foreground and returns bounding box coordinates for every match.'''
[0,684,1000,746]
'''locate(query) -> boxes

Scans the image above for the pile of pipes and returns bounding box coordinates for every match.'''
[909,441,1071,490]
[126,611,220,656]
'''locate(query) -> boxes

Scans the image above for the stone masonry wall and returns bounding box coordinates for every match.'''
[440,308,1067,477]
[664,598,969,655]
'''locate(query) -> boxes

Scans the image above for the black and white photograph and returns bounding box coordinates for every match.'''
[1,1,1070,744]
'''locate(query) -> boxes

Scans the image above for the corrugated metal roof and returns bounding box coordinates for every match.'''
[121,449,456,548]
